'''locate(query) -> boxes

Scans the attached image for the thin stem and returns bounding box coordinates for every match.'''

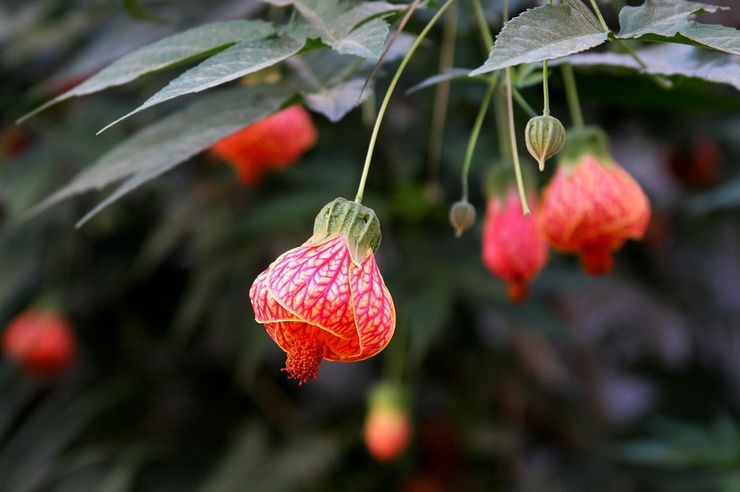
[471,0,494,50]
[587,0,673,89]
[505,67,530,216]
[617,40,674,89]
[355,0,458,204]
[542,60,550,115]
[461,78,498,201]
[587,0,610,32]
[561,64,584,128]
[494,86,511,163]
[428,2,458,180]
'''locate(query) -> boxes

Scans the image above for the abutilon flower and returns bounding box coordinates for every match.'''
[249,198,395,384]
[364,382,411,462]
[538,127,651,275]
[210,105,317,184]
[2,309,77,376]
[482,189,548,302]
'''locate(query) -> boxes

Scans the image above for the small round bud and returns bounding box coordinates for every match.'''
[449,200,476,237]
[525,115,566,171]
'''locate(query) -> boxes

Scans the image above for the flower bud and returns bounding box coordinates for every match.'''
[524,115,566,171]
[449,200,476,237]
[364,382,410,462]
[2,309,77,376]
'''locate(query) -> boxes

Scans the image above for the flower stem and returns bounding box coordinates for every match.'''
[588,0,610,32]
[471,0,494,50]
[561,64,584,129]
[542,60,550,115]
[505,67,530,216]
[543,0,552,115]
[617,40,674,89]
[461,78,497,201]
[427,2,458,181]
[355,0,458,204]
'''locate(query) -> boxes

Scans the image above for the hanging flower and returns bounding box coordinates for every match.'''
[364,382,411,462]
[538,127,651,275]
[250,198,395,384]
[210,105,317,184]
[2,309,77,376]
[482,188,549,302]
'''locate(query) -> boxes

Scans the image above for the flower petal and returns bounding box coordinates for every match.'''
[266,236,357,339]
[266,321,361,360]
[347,252,395,361]
[249,270,297,323]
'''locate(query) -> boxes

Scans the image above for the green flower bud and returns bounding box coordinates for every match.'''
[310,197,381,264]
[524,115,566,171]
[449,200,477,238]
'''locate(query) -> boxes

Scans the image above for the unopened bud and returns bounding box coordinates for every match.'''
[449,200,477,237]
[525,115,566,171]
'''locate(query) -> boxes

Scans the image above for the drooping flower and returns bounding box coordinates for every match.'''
[249,198,395,384]
[538,127,651,275]
[210,105,317,184]
[482,189,549,302]
[2,309,77,376]
[364,382,411,462]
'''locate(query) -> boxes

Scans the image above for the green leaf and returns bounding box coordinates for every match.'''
[469,0,608,75]
[617,0,740,56]
[303,78,371,122]
[262,0,402,59]
[407,68,482,94]
[555,44,740,90]
[26,87,287,225]
[98,35,304,133]
[18,20,274,122]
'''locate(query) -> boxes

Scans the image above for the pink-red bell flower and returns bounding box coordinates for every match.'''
[250,233,395,384]
[482,189,549,302]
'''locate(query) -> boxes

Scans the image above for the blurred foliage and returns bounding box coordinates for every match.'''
[1,0,740,491]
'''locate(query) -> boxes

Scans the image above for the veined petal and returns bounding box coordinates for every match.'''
[266,321,361,360]
[249,270,297,323]
[266,236,357,340]
[347,252,395,361]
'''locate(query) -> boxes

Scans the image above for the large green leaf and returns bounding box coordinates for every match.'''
[27,87,287,225]
[555,44,740,90]
[98,35,304,133]
[617,0,740,56]
[262,0,402,59]
[18,20,274,122]
[469,0,608,75]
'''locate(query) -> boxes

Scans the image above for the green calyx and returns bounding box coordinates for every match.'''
[557,126,611,170]
[485,163,536,200]
[310,197,381,264]
[368,381,408,412]
[525,114,566,171]
[449,200,477,238]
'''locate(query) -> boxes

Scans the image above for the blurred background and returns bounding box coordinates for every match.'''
[1,0,739,491]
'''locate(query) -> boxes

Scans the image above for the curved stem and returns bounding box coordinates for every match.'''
[428,2,458,181]
[471,0,494,50]
[588,0,610,32]
[505,67,530,215]
[617,40,674,89]
[461,79,497,201]
[561,63,584,128]
[355,0,458,204]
